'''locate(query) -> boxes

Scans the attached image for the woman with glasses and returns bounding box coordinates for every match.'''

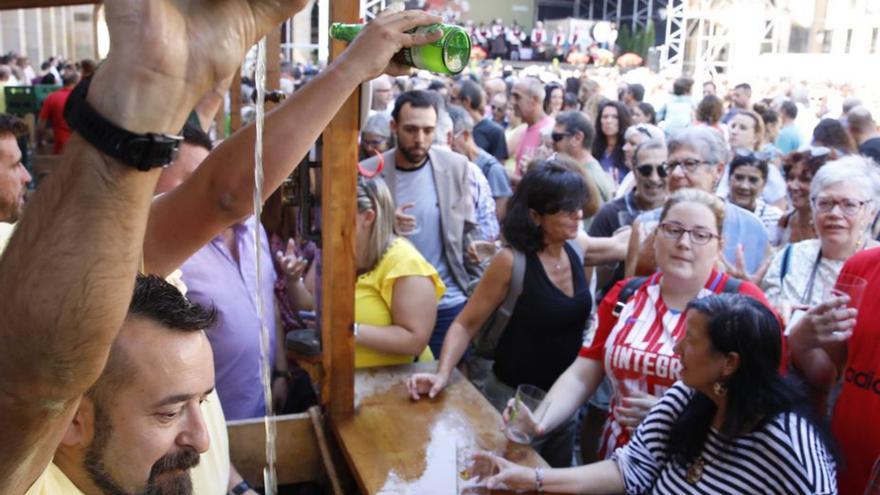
[726,150,783,240]
[762,157,880,325]
[472,293,836,495]
[407,160,621,468]
[776,147,836,246]
[352,177,445,368]
[592,100,632,184]
[492,189,771,462]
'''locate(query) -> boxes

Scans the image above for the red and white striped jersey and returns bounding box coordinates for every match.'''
[579,269,771,458]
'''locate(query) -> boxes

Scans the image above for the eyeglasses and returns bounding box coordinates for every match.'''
[804,146,831,159]
[658,222,720,245]
[633,125,654,139]
[811,196,871,216]
[635,163,668,179]
[666,158,711,174]
[551,132,572,142]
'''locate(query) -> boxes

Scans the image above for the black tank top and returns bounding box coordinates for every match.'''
[493,242,591,391]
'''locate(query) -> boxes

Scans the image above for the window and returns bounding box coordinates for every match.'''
[820,29,833,53]
[845,28,854,53]
[872,28,879,54]
[788,25,809,53]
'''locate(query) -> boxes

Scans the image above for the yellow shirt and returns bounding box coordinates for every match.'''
[355,237,444,368]
[0,221,15,253]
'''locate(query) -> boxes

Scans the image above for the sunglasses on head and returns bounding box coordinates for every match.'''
[734,148,772,162]
[635,163,668,178]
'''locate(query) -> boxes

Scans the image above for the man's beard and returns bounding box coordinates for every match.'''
[400,144,429,165]
[85,404,200,495]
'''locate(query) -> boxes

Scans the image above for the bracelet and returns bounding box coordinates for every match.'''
[535,466,545,492]
[272,369,292,382]
[229,480,252,495]
[353,322,359,338]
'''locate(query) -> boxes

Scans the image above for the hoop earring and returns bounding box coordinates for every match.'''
[713,381,727,398]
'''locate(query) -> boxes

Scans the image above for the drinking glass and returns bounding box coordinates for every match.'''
[825,273,868,310]
[456,441,492,494]
[865,456,880,495]
[505,384,550,444]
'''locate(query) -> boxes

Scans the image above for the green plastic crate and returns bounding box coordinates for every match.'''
[3,85,62,116]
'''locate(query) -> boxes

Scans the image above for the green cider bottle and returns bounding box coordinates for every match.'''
[330,22,472,75]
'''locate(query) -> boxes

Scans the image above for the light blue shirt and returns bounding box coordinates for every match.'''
[775,124,802,155]
[638,199,769,274]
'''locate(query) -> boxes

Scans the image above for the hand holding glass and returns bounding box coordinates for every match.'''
[503,384,549,444]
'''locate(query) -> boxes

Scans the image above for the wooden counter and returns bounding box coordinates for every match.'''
[333,363,562,495]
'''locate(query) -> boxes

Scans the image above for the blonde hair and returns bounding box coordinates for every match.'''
[659,188,726,236]
[357,177,396,270]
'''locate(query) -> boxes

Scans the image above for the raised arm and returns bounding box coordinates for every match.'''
[144,10,444,276]
[0,1,302,491]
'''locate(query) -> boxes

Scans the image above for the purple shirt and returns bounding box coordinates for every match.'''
[180,216,278,420]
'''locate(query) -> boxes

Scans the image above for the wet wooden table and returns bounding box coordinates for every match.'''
[333,362,562,495]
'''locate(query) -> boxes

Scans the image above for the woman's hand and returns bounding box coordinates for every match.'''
[720,243,772,285]
[406,372,449,400]
[616,393,659,434]
[502,397,545,437]
[471,451,535,491]
[789,295,857,348]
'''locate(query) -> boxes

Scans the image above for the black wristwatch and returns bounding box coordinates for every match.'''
[63,76,183,171]
[229,480,252,495]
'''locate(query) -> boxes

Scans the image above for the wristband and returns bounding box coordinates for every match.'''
[535,466,545,492]
[229,480,252,495]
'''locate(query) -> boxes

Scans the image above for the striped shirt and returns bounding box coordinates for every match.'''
[580,270,770,458]
[612,382,838,494]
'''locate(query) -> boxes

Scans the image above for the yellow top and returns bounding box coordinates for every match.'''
[0,221,15,253]
[355,237,444,368]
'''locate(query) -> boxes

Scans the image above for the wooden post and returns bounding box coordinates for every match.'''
[320,0,358,420]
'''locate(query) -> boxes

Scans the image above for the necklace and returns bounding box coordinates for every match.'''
[686,456,706,484]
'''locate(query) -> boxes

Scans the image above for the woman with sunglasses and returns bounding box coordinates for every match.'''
[494,189,771,462]
[776,147,836,246]
[726,150,783,241]
[471,293,836,494]
[353,176,446,368]
[762,157,880,325]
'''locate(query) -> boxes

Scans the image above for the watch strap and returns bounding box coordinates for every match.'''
[229,480,252,495]
[63,76,183,171]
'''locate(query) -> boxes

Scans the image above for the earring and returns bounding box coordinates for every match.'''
[713,381,727,398]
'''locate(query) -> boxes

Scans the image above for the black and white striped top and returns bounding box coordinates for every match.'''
[612,382,837,495]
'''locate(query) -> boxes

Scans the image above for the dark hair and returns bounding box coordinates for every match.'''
[668,293,836,465]
[812,118,857,155]
[753,102,778,128]
[428,80,447,92]
[782,148,837,181]
[182,121,213,152]
[458,79,484,111]
[86,274,216,407]
[703,80,716,91]
[637,102,656,125]
[592,100,631,173]
[673,77,694,96]
[392,90,439,122]
[696,95,723,125]
[556,110,595,150]
[543,82,563,113]
[128,274,216,332]
[501,159,587,253]
[564,77,581,95]
[627,83,645,102]
[734,82,752,93]
[0,113,28,138]
[780,100,798,120]
[563,92,580,110]
[729,151,769,180]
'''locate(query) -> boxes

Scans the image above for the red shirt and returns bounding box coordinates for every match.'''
[831,248,880,495]
[579,269,773,458]
[38,86,73,154]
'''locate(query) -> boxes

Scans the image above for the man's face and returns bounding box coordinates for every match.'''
[0,134,31,223]
[80,319,215,494]
[372,78,393,110]
[391,103,436,165]
[703,82,716,97]
[511,82,538,122]
[491,94,507,123]
[360,131,389,157]
[155,143,209,195]
[633,147,669,205]
[732,88,750,109]
[552,123,578,157]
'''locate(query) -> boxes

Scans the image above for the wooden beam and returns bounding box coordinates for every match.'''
[227,413,323,487]
[1,0,96,9]
[320,0,359,421]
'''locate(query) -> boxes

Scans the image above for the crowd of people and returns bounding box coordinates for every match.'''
[2,2,880,494]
